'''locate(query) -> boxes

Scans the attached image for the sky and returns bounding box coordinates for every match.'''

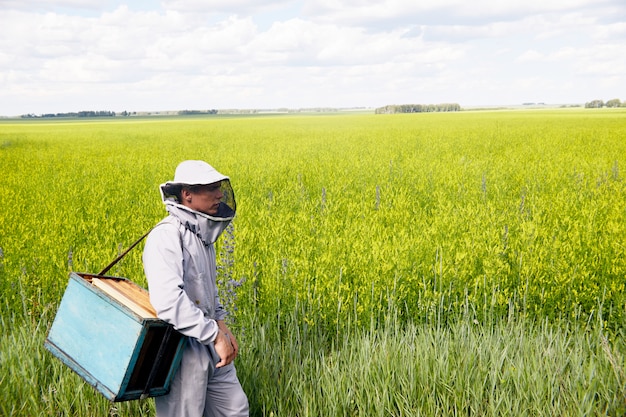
[0,0,625,116]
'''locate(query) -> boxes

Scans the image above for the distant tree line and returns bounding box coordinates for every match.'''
[20,110,134,118]
[375,103,461,114]
[585,98,624,108]
[178,109,218,115]
[16,99,624,119]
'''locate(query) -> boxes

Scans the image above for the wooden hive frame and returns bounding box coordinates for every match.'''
[45,272,186,402]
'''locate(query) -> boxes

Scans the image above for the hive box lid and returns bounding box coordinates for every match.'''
[45,272,186,402]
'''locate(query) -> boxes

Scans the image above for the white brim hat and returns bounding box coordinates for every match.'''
[159,160,236,219]
[169,160,229,185]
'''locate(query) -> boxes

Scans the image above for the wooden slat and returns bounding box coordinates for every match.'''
[92,278,157,318]
[115,280,158,317]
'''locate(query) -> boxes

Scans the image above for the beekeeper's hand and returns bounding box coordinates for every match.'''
[214,324,236,368]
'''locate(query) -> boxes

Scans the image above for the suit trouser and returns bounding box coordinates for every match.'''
[156,339,249,417]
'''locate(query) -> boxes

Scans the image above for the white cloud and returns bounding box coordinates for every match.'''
[160,0,290,16]
[517,50,545,62]
[302,0,620,27]
[0,0,97,9]
[593,21,626,40]
[0,0,624,115]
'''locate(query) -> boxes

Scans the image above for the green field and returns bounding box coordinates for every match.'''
[1,110,625,415]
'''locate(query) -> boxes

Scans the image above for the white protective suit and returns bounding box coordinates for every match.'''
[143,163,249,417]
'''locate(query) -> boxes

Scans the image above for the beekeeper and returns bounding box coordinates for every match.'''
[143,160,249,417]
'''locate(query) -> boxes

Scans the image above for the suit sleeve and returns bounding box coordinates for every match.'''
[143,223,219,345]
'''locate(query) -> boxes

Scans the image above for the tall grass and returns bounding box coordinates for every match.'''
[2,296,624,416]
[1,111,625,328]
[238,317,625,417]
[232,281,626,416]
[0,301,155,416]
[1,110,625,415]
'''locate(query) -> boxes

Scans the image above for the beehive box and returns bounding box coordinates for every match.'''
[45,272,186,402]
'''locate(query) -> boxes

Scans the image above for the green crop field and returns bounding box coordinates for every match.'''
[1,109,625,416]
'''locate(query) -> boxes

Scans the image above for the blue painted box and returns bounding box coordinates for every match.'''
[45,272,186,402]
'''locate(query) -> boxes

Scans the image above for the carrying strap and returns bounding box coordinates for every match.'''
[98,227,155,276]
[98,217,185,276]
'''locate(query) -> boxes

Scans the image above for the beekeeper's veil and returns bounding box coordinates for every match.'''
[159,160,236,244]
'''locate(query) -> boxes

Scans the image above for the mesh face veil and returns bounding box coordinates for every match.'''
[159,160,237,221]
[215,179,236,219]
